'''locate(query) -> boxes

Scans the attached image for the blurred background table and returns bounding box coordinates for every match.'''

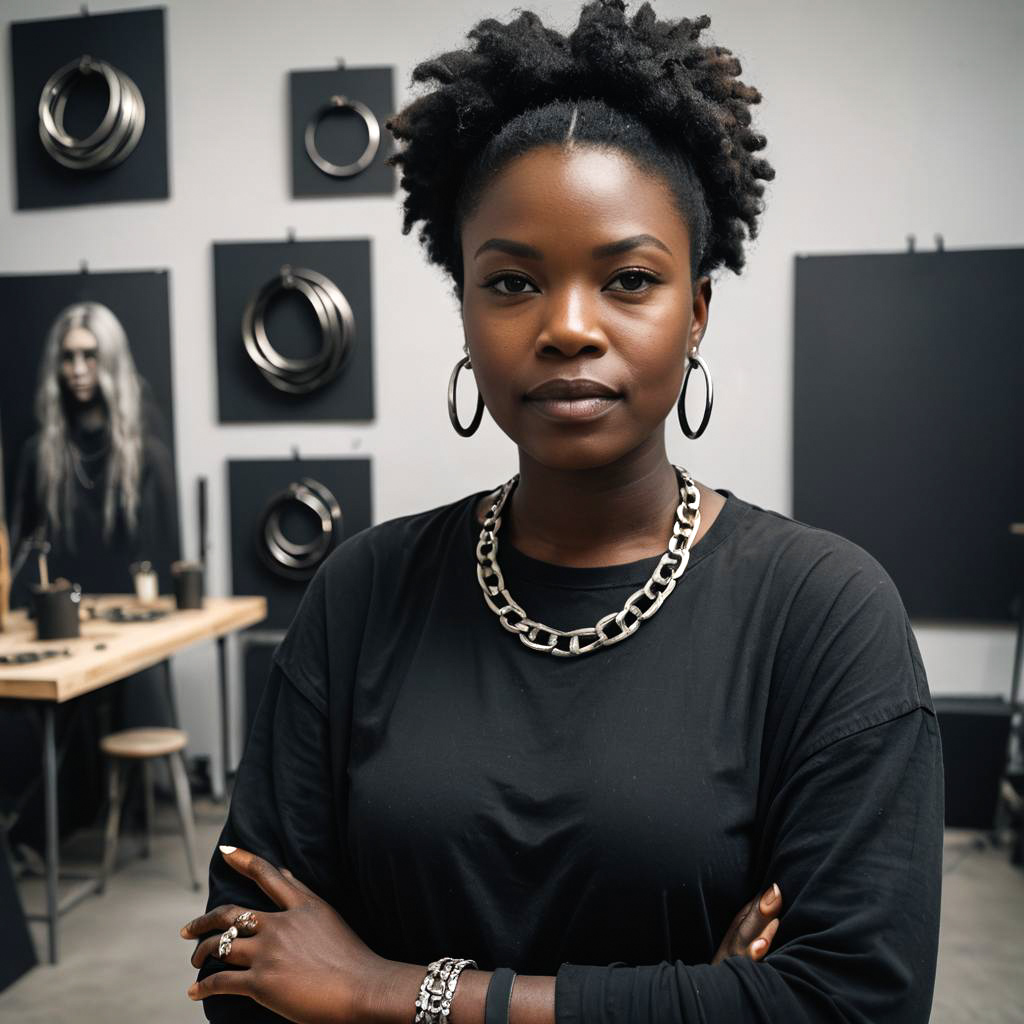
[0,593,266,963]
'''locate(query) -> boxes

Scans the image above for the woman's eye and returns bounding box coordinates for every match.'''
[487,274,538,295]
[606,270,658,293]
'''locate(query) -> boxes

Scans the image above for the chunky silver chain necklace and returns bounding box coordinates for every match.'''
[475,466,702,657]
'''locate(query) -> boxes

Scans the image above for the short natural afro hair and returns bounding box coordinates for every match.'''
[386,0,775,302]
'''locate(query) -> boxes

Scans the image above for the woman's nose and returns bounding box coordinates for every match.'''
[534,286,607,359]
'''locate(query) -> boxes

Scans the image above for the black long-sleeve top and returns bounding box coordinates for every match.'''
[198,486,943,1023]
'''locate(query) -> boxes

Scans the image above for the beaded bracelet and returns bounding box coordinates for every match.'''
[414,956,478,1024]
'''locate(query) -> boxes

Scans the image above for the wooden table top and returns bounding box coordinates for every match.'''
[0,594,267,703]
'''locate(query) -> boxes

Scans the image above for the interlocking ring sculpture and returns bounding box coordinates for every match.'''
[475,466,702,656]
[37,55,146,171]
[304,94,380,178]
[258,477,342,581]
[241,264,354,394]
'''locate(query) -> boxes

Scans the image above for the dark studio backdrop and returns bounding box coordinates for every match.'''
[793,246,1024,625]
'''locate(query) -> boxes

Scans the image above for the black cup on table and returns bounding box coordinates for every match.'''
[172,561,204,610]
[31,580,81,640]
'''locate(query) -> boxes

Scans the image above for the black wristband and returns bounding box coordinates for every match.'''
[484,966,517,1024]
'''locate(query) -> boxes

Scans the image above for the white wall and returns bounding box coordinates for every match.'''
[2,0,1021,776]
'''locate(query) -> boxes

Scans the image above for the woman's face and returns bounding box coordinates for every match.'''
[59,326,100,404]
[460,144,711,472]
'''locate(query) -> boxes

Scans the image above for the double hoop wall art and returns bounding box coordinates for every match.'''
[214,238,374,423]
[10,7,168,208]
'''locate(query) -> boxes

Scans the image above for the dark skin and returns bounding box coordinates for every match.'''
[182,145,784,1021]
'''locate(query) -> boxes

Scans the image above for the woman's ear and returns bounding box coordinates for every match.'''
[691,275,712,348]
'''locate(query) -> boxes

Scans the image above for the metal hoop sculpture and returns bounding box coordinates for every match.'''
[257,478,343,581]
[241,265,354,395]
[304,95,380,178]
[447,355,485,437]
[677,351,714,439]
[37,55,146,171]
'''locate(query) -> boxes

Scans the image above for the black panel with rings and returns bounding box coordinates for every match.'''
[304,94,380,178]
[37,54,146,171]
[240,264,355,395]
[257,478,343,581]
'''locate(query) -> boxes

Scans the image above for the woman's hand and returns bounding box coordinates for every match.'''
[180,845,389,1023]
[711,883,783,965]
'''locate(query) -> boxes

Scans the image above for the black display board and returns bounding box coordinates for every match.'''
[0,269,177,529]
[290,66,396,198]
[228,457,372,630]
[10,6,169,209]
[793,248,1024,623]
[214,239,375,422]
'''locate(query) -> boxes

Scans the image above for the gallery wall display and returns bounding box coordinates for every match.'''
[792,247,1024,623]
[229,457,372,630]
[290,65,396,199]
[9,6,169,209]
[214,238,375,422]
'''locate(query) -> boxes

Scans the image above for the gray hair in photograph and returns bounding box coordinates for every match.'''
[34,301,143,540]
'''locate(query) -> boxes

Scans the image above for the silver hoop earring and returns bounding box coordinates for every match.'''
[678,351,713,439]
[448,355,485,437]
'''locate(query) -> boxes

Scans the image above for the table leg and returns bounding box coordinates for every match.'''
[217,635,229,801]
[42,704,59,964]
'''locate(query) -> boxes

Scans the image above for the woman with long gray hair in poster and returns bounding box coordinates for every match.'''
[2,300,181,859]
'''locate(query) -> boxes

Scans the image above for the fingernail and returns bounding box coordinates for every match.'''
[179,925,189,938]
[763,883,779,907]
[751,938,768,956]
[187,985,198,999]
[219,845,237,855]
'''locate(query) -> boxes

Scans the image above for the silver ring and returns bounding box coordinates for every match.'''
[304,94,380,178]
[233,910,258,933]
[37,55,146,171]
[258,477,343,581]
[240,264,354,395]
[218,925,237,959]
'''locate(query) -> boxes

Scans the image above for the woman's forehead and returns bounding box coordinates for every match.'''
[464,145,691,255]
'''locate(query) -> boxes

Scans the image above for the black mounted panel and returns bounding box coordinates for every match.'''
[228,457,372,630]
[10,6,169,209]
[793,248,1024,623]
[290,66,396,198]
[214,238,374,422]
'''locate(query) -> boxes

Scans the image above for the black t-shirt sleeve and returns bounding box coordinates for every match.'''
[555,534,944,1023]
[195,568,342,1023]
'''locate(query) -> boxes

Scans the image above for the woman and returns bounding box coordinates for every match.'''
[182,4,943,1022]
[10,299,179,596]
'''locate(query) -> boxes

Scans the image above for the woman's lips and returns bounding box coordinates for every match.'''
[524,395,621,422]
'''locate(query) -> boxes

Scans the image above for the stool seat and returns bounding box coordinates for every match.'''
[100,727,188,759]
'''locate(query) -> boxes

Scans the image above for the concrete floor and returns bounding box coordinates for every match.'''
[0,805,1022,1023]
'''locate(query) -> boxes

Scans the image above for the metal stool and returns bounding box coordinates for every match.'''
[97,728,200,892]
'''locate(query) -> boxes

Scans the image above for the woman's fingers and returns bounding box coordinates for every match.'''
[180,903,251,940]
[281,867,317,899]
[217,845,303,911]
[749,917,780,960]
[736,884,783,956]
[187,967,250,1002]
[190,932,257,969]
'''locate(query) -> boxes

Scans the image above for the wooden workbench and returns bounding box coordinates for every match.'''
[0,593,267,964]
[0,594,266,701]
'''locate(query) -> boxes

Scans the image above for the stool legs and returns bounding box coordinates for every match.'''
[168,751,200,891]
[141,760,154,859]
[98,760,123,895]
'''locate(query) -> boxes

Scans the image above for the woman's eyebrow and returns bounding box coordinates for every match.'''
[473,234,672,261]
[592,234,672,259]
[474,238,543,260]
